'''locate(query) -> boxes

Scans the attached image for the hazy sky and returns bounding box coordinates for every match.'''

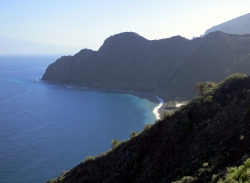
[1,0,250,50]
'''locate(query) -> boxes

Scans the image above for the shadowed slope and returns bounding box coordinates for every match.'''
[47,74,250,183]
[42,32,250,100]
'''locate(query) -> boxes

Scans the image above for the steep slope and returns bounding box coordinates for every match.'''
[42,32,189,99]
[204,13,250,36]
[42,31,250,100]
[47,73,250,183]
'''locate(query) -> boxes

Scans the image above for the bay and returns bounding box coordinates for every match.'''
[0,55,159,183]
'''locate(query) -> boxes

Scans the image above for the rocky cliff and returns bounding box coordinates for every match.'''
[47,74,250,183]
[42,31,250,100]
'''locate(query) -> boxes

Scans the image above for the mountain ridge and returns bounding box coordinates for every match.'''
[42,31,250,100]
[204,13,250,36]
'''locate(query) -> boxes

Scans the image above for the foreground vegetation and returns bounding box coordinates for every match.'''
[48,73,250,183]
[218,158,250,183]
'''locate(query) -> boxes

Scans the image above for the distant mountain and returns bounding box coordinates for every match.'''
[204,13,250,35]
[42,31,250,100]
[0,37,81,55]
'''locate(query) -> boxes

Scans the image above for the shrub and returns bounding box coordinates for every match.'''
[204,95,214,103]
[82,156,95,163]
[194,81,217,96]
[143,124,153,131]
[224,73,247,81]
[172,176,196,183]
[111,139,120,148]
[130,131,138,138]
[162,111,171,118]
[218,158,250,182]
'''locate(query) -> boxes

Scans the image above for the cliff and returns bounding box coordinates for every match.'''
[42,31,250,100]
[47,73,250,182]
[204,13,250,36]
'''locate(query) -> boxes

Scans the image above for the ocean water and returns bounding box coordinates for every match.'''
[0,55,159,183]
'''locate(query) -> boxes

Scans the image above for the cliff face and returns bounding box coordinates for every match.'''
[42,31,250,99]
[204,13,250,36]
[47,74,250,183]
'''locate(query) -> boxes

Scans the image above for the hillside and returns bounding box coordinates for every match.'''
[47,73,250,183]
[42,31,250,100]
[204,13,250,36]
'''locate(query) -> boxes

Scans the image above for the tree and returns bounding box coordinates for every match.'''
[194,81,217,96]
[205,81,216,89]
[111,140,120,148]
[194,81,207,96]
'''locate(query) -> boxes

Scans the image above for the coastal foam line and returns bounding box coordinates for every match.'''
[103,88,165,120]
[153,96,164,120]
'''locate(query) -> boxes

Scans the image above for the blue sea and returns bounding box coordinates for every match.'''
[0,55,159,183]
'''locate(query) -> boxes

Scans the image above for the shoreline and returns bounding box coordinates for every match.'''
[41,80,189,121]
[41,80,168,120]
[153,96,164,120]
[82,86,166,120]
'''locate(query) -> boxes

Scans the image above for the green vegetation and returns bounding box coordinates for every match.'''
[224,73,247,81]
[162,111,172,118]
[111,139,121,148]
[47,74,250,183]
[194,81,217,96]
[172,176,196,183]
[218,158,250,183]
[143,124,153,131]
[130,131,138,138]
[165,100,177,109]
[194,81,207,96]
[82,156,95,163]
[212,73,247,92]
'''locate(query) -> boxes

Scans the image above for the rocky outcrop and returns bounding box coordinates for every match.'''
[204,13,250,36]
[47,74,250,183]
[42,31,250,100]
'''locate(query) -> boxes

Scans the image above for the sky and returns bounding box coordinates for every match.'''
[1,0,250,51]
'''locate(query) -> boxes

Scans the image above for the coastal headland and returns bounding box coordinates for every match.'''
[42,31,250,102]
[42,30,250,182]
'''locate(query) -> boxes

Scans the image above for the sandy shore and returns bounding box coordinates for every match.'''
[58,82,175,120]
[153,96,164,119]
[155,100,189,119]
